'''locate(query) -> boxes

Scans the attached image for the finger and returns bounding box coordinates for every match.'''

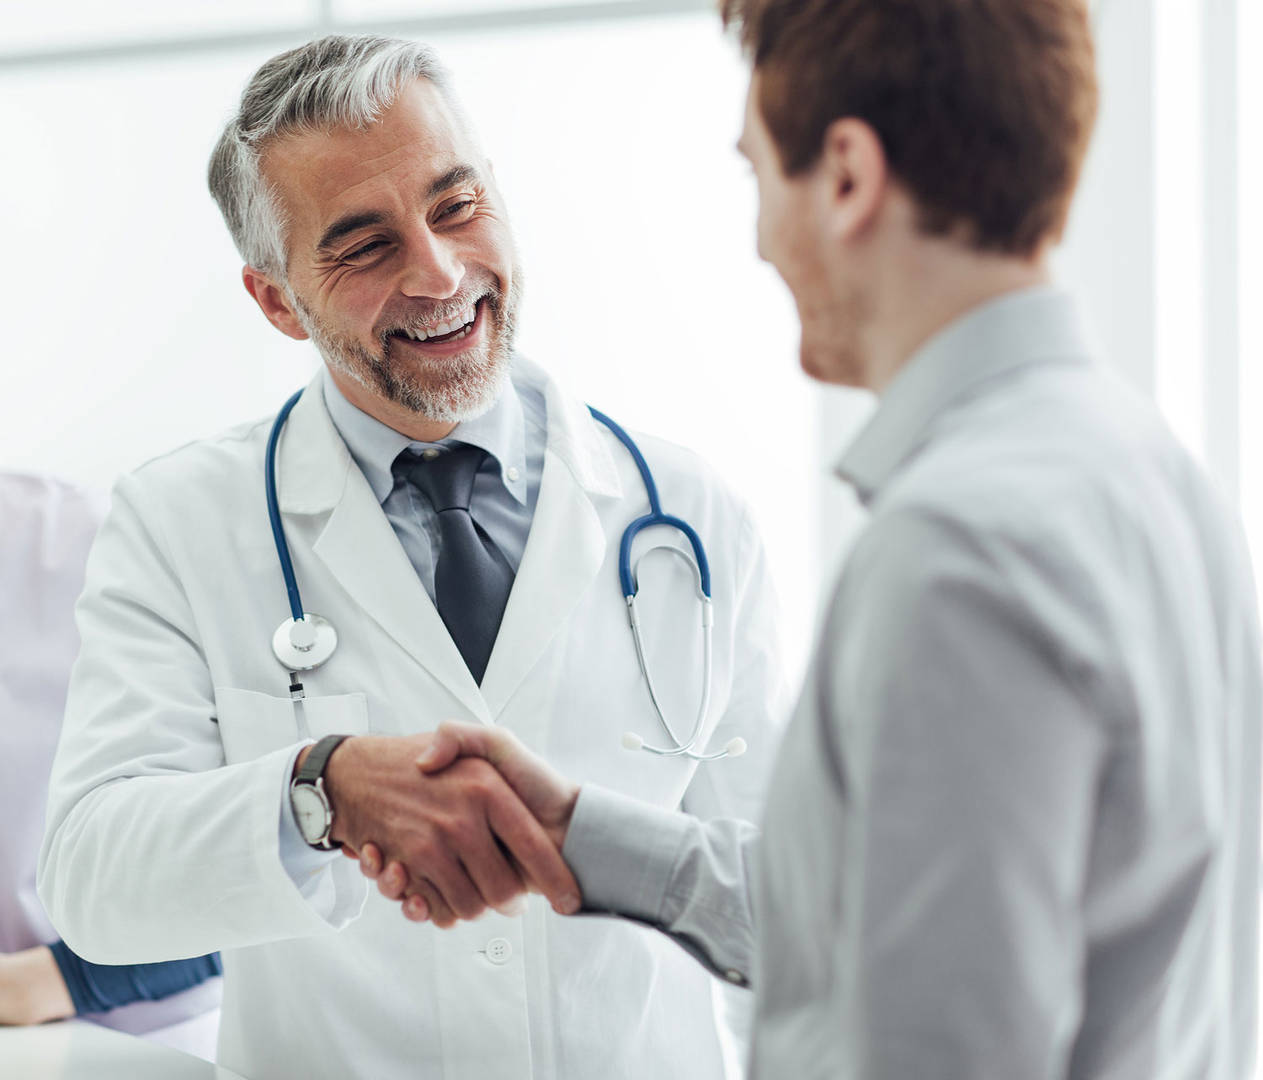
[416,721,513,774]
[485,791,581,915]
[414,724,467,774]
[402,893,430,922]
[406,878,456,929]
[456,826,529,913]
[376,860,408,902]
[417,848,486,922]
[358,843,384,879]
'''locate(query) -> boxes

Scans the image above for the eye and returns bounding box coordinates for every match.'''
[439,199,476,220]
[345,239,387,261]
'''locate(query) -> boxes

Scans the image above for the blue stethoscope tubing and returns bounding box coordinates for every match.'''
[265,389,743,762]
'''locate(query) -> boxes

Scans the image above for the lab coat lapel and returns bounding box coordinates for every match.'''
[277,376,489,723]
[479,376,623,720]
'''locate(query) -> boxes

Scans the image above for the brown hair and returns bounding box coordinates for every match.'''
[722,0,1099,256]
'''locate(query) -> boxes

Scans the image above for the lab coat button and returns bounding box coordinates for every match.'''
[486,937,512,965]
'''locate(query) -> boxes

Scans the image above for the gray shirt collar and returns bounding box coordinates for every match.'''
[319,365,529,507]
[836,286,1099,505]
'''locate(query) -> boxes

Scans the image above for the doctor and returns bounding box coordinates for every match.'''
[38,33,784,1080]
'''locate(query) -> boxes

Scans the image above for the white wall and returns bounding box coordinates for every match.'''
[0,10,825,682]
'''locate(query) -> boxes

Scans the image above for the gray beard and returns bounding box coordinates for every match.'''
[294,272,522,424]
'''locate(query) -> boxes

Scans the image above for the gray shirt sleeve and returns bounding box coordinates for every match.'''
[563,784,759,988]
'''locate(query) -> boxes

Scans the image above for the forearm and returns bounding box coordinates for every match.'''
[39,746,367,963]
[563,785,759,986]
[47,941,221,1015]
[0,947,75,1026]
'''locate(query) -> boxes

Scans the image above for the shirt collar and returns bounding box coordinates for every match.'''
[320,365,529,507]
[835,285,1099,505]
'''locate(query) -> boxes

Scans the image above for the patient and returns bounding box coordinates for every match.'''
[0,472,223,1059]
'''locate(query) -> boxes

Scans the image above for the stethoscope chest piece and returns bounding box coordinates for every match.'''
[272,614,338,672]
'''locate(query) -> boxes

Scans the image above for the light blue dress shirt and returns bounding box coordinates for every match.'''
[320,365,547,599]
[279,364,548,887]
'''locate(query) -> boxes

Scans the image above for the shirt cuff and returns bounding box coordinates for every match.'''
[562,784,694,922]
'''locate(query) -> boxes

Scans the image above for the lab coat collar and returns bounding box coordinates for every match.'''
[276,373,354,515]
[319,365,530,508]
[276,356,624,513]
[274,356,623,721]
[835,285,1099,506]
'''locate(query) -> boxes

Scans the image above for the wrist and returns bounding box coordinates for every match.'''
[0,947,74,1025]
[292,743,314,779]
[320,737,356,847]
[290,736,354,850]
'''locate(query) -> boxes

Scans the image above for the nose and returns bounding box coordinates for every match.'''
[398,224,465,300]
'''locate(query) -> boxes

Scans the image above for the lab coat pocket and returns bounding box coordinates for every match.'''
[301,692,370,740]
[214,687,300,765]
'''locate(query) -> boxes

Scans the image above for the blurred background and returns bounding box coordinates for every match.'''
[0,0,1259,1063]
[1,0,1257,685]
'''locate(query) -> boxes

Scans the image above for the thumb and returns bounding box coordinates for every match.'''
[416,721,496,773]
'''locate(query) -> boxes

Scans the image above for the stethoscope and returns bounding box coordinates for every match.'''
[265,389,745,763]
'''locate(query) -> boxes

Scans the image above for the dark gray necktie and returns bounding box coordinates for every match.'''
[392,445,515,684]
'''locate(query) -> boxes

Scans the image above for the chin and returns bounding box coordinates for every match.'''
[799,338,863,387]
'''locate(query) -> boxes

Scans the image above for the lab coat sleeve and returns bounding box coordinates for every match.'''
[563,783,760,987]
[38,475,368,964]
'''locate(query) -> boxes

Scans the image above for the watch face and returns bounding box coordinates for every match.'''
[291,783,330,844]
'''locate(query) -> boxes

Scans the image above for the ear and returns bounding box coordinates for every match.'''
[242,266,310,341]
[817,117,888,242]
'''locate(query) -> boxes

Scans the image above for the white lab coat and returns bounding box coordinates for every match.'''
[38,359,785,1080]
[0,472,221,1058]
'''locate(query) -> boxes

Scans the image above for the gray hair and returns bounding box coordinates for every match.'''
[208,34,456,277]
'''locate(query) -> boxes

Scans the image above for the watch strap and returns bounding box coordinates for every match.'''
[295,734,350,785]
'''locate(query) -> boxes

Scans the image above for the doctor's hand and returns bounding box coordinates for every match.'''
[309,734,581,928]
[358,723,581,925]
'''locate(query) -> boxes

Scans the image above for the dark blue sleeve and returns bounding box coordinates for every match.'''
[47,939,222,1016]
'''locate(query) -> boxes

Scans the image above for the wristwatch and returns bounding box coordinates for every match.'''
[290,734,351,850]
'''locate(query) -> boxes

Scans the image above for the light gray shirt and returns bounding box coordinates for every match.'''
[564,287,1261,1079]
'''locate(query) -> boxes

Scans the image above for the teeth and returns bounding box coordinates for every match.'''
[402,302,479,342]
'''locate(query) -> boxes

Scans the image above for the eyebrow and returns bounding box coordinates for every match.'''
[314,163,482,255]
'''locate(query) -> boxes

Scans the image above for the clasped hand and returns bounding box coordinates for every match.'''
[320,725,581,928]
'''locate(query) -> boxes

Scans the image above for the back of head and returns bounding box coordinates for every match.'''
[722,0,1099,256]
[208,34,454,277]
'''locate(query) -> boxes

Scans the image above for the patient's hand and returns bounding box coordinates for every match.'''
[355,723,581,925]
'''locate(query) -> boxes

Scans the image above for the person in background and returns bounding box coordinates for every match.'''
[0,472,223,1059]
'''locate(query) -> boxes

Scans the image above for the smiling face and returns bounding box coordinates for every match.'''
[245,78,521,430]
[738,74,870,385]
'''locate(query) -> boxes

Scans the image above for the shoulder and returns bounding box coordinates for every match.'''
[117,414,274,517]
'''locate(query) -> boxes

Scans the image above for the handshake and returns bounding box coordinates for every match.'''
[298,724,584,927]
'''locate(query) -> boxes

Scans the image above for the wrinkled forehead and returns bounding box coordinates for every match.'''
[260,79,480,235]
